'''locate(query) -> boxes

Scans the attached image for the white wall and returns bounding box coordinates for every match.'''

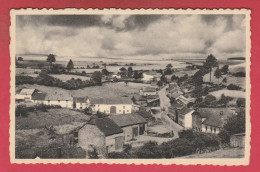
[33,100,73,108]
[201,124,220,134]
[142,74,154,81]
[184,110,194,129]
[93,104,132,114]
[15,94,32,101]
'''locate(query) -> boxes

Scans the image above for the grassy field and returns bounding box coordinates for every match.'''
[49,74,91,81]
[16,108,89,130]
[16,68,41,75]
[16,82,150,100]
[179,147,244,158]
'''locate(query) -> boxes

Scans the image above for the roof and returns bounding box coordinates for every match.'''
[19,89,35,95]
[73,96,88,103]
[142,86,157,92]
[89,118,123,136]
[135,110,152,119]
[109,113,147,127]
[146,94,159,100]
[171,92,183,99]
[91,97,132,104]
[178,107,194,115]
[31,92,47,100]
[196,108,236,128]
[176,95,191,105]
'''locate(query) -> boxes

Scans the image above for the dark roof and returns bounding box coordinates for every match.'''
[89,118,123,136]
[19,89,36,95]
[31,92,47,100]
[178,107,194,115]
[109,114,147,127]
[73,97,88,103]
[169,102,184,109]
[171,92,183,99]
[142,86,157,92]
[196,108,236,128]
[91,97,132,104]
[135,110,152,119]
[146,94,159,99]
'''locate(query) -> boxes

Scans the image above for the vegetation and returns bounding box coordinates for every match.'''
[203,54,218,82]
[46,54,56,69]
[237,98,246,107]
[227,84,242,90]
[66,59,74,72]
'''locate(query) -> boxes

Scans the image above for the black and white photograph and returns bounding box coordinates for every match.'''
[10,9,251,165]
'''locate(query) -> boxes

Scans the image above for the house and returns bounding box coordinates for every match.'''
[230,133,245,148]
[168,82,179,91]
[15,88,36,101]
[73,96,90,109]
[142,71,161,82]
[176,107,194,129]
[91,97,133,114]
[78,118,124,157]
[147,98,160,110]
[109,113,147,142]
[192,108,236,134]
[176,95,193,106]
[31,91,74,108]
[140,86,157,96]
[134,110,154,126]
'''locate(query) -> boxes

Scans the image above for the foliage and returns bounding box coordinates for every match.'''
[124,80,129,86]
[160,74,167,83]
[157,80,163,87]
[236,98,246,107]
[91,71,102,86]
[227,84,241,90]
[204,94,217,105]
[133,71,143,80]
[218,129,231,145]
[46,54,56,67]
[120,67,127,71]
[135,141,163,158]
[171,75,179,82]
[16,104,29,117]
[84,107,92,116]
[128,67,133,77]
[166,64,173,68]
[107,152,130,159]
[221,65,229,74]
[37,63,44,69]
[218,94,232,106]
[193,70,204,87]
[66,59,74,72]
[18,57,23,61]
[16,75,35,85]
[88,147,99,159]
[102,68,109,76]
[233,72,245,77]
[214,67,222,84]
[222,77,227,83]
[203,54,218,81]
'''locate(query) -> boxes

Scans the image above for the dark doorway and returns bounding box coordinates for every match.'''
[132,127,138,138]
[110,106,116,113]
[139,124,145,135]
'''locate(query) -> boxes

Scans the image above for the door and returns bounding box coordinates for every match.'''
[132,127,138,138]
[139,124,145,135]
[123,110,125,114]
[110,106,117,114]
[115,136,124,150]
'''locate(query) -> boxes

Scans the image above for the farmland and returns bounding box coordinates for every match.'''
[49,74,91,81]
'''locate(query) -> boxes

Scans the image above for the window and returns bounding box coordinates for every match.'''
[127,110,129,112]
[123,106,125,109]
[205,126,208,131]
[58,100,60,103]
[48,100,50,104]
[66,100,68,103]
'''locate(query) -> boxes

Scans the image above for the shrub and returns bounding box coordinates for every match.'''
[233,72,245,77]
[135,141,163,158]
[237,98,246,107]
[204,94,216,105]
[123,144,132,154]
[15,104,29,117]
[107,152,130,159]
[227,84,241,90]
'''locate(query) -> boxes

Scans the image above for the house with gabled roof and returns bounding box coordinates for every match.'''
[77,117,124,157]
[73,96,90,110]
[91,97,133,114]
[15,88,36,101]
[192,108,236,134]
[109,113,147,142]
[140,86,157,96]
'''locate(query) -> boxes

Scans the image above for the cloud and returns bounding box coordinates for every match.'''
[16,14,246,60]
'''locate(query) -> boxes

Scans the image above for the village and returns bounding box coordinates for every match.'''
[15,53,246,159]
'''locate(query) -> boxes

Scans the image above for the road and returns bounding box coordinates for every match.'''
[158,85,184,139]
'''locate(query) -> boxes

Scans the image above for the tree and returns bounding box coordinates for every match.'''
[214,67,222,85]
[15,104,28,117]
[101,68,109,76]
[204,94,216,105]
[204,54,218,82]
[133,71,142,80]
[222,77,227,83]
[160,74,167,83]
[37,63,44,69]
[218,94,229,107]
[157,80,163,88]
[171,75,179,82]
[193,70,203,87]
[67,59,74,72]
[84,107,92,116]
[88,147,99,159]
[221,65,229,75]
[46,54,56,69]
[131,96,136,103]
[120,67,127,72]
[128,67,133,77]
[124,80,129,86]
[236,98,246,108]
[18,57,23,61]
[166,64,173,69]
[91,71,102,86]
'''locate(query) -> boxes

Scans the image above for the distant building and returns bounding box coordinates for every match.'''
[73,96,90,109]
[15,88,36,101]
[109,113,147,142]
[192,108,236,134]
[230,133,245,148]
[142,71,161,82]
[91,97,133,114]
[78,118,124,157]
[31,92,74,108]
[140,86,157,96]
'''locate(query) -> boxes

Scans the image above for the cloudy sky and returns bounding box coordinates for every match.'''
[16,14,246,60]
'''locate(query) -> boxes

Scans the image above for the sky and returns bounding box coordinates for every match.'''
[16,14,246,60]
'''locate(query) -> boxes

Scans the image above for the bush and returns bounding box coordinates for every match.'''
[107,152,130,159]
[204,94,216,105]
[233,72,245,77]
[135,141,163,158]
[237,98,246,107]
[16,104,28,117]
[227,84,241,90]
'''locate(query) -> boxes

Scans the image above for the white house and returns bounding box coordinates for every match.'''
[15,88,36,101]
[177,107,194,129]
[73,96,90,109]
[91,97,133,114]
[142,71,161,82]
[139,86,157,96]
[31,92,74,108]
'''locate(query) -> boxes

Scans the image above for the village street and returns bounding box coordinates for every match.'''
[158,85,183,139]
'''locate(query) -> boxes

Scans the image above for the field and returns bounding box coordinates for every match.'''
[49,74,91,81]
[16,108,89,130]
[16,82,150,100]
[180,147,244,158]
[210,89,245,99]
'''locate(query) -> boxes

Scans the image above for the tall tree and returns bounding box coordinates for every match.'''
[204,54,218,82]
[128,67,133,77]
[214,67,222,85]
[102,68,109,76]
[46,54,56,69]
[67,59,74,72]
[91,71,102,86]
[193,70,203,87]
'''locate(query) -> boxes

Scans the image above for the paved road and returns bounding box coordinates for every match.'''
[158,85,184,139]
